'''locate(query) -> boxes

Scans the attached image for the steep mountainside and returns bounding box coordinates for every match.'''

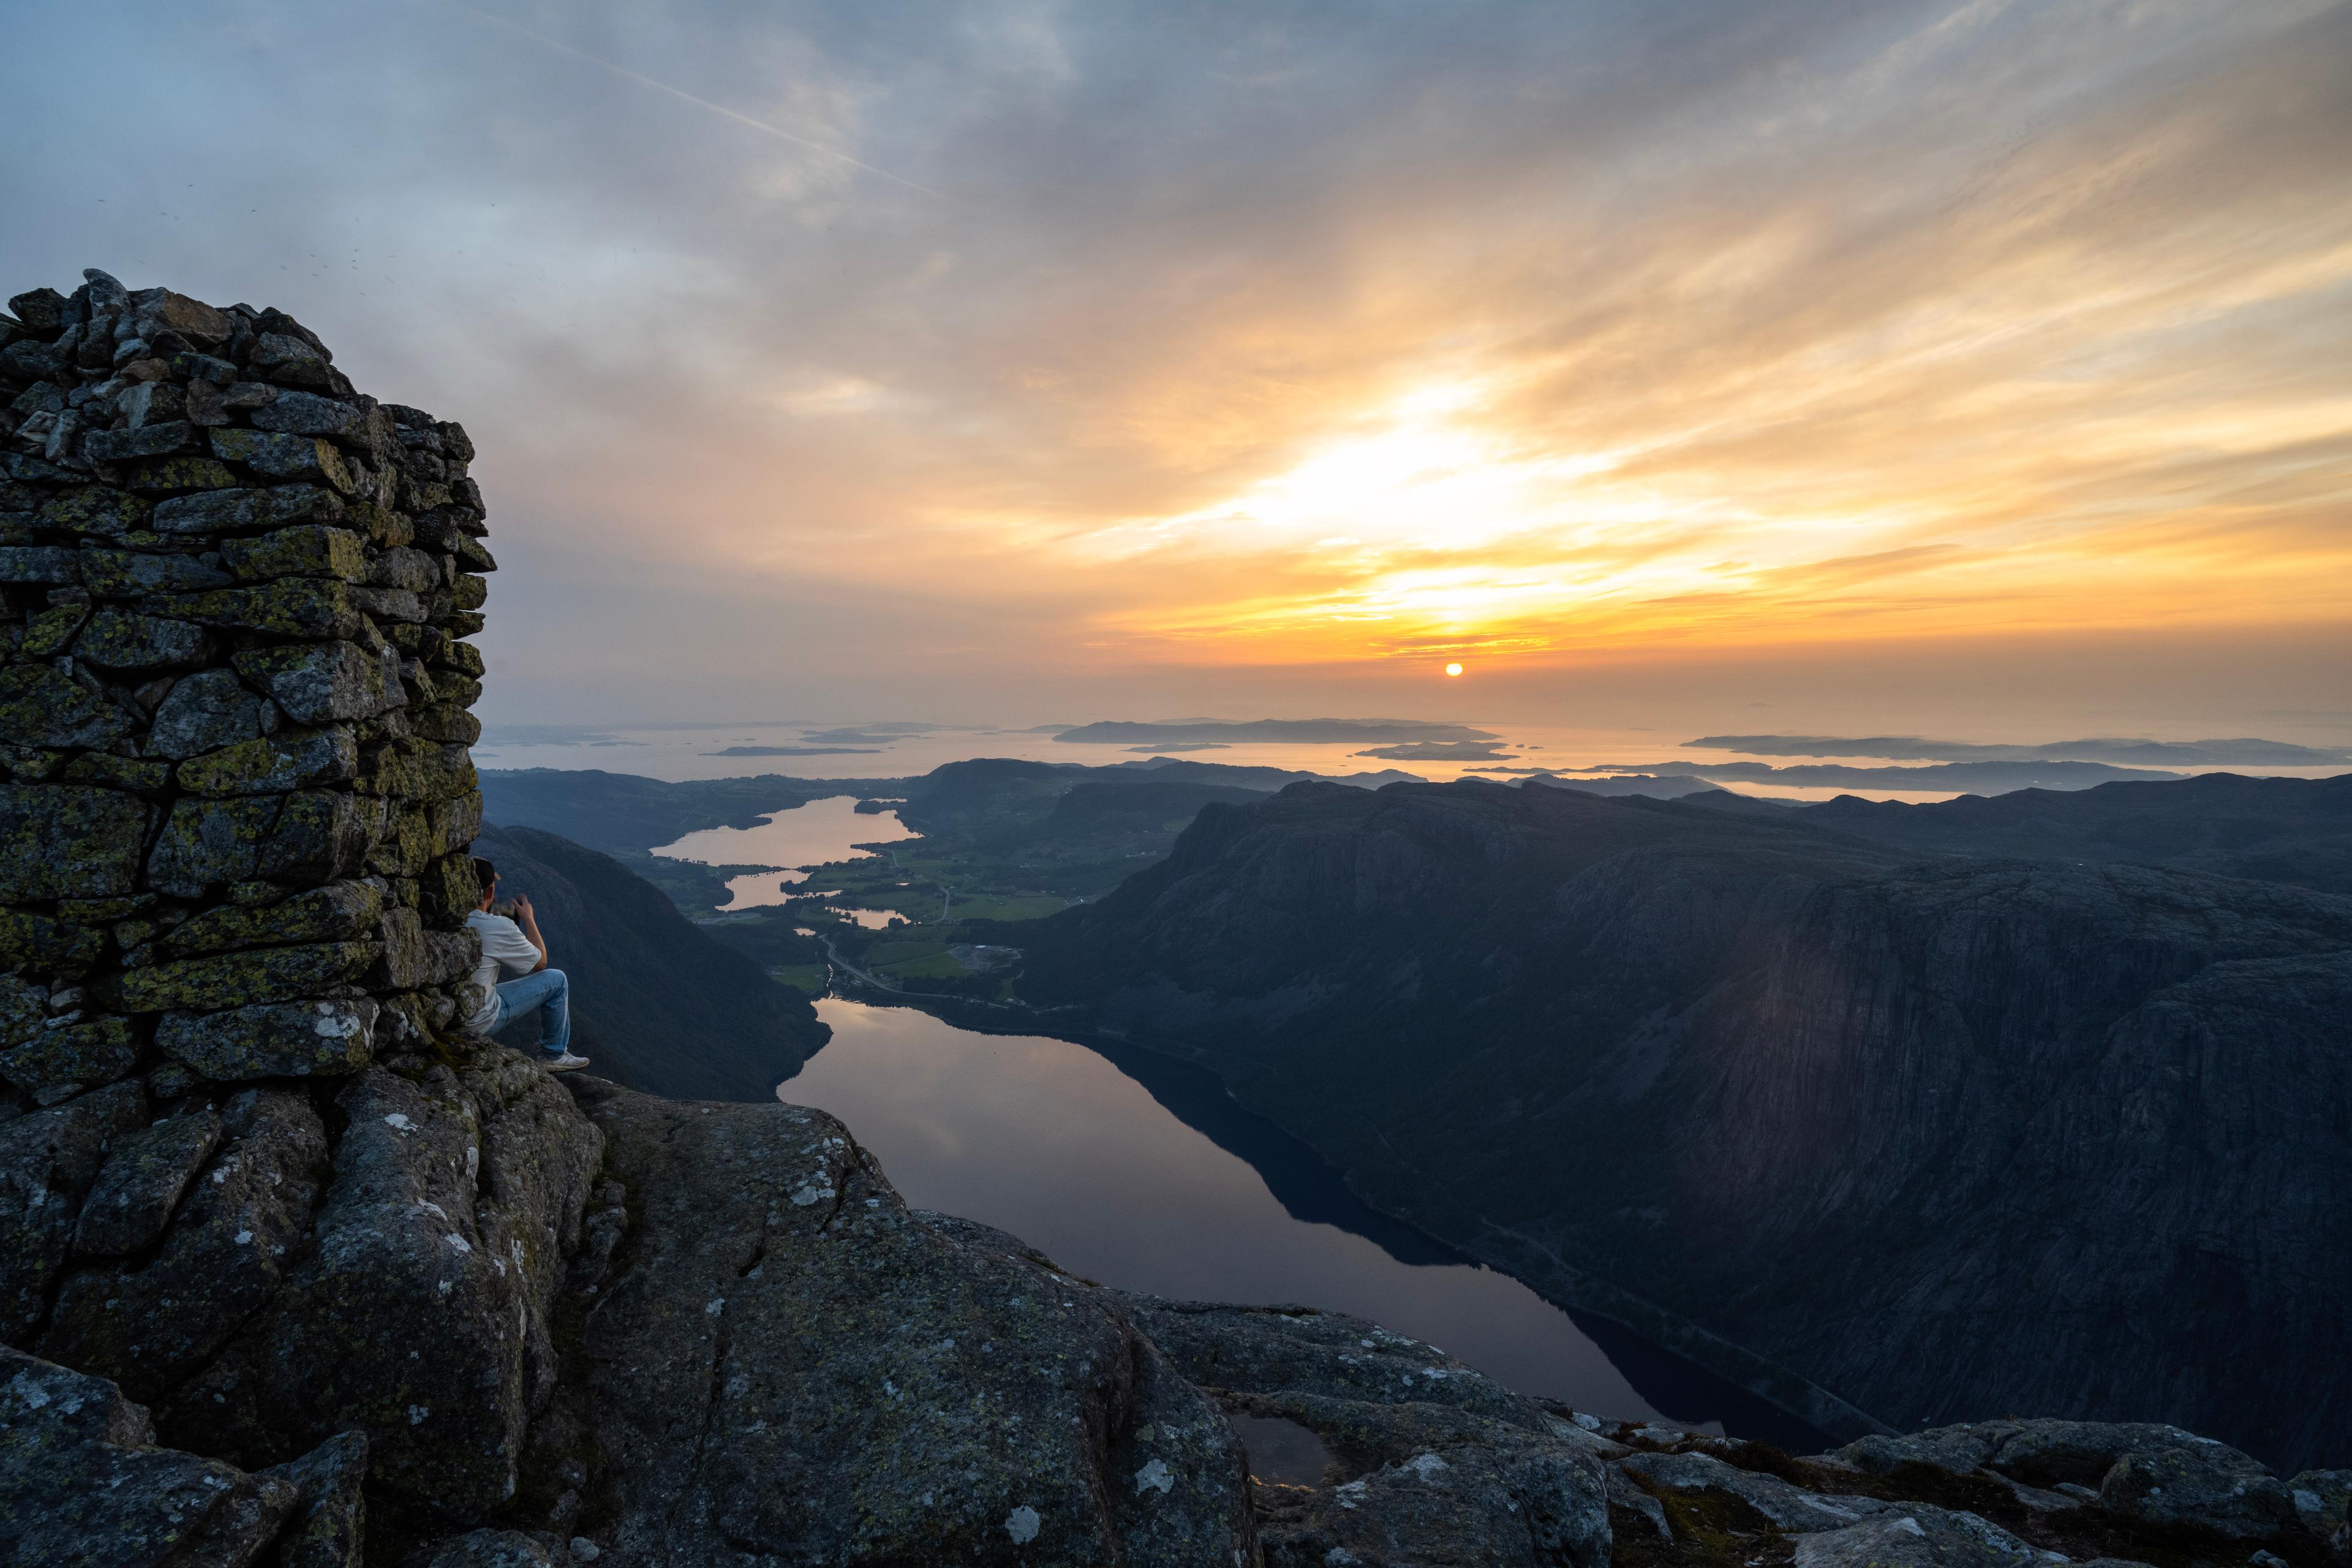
[1012,779,2352,1472]
[1777,772,2352,894]
[470,824,827,1099]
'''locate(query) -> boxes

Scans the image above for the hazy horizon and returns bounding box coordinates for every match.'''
[6,1,2347,741]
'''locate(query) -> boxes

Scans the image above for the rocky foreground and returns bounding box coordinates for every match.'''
[3,1043,2345,1567]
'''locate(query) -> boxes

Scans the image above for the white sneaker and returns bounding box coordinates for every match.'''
[544,1053,591,1073]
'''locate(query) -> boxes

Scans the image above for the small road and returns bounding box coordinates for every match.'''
[816,930,903,993]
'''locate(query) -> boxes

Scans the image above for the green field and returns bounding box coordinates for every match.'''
[768,963,828,993]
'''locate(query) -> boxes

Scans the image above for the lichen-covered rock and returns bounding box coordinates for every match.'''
[166,1063,600,1518]
[0,1343,301,1568]
[210,427,356,491]
[1249,1391,1611,1568]
[260,1428,368,1568]
[1107,1295,1608,1567]
[177,725,357,796]
[151,579,364,640]
[233,638,395,723]
[2100,1441,2299,1539]
[95,938,379,1012]
[250,390,375,442]
[0,1079,145,1338]
[1622,1449,1894,1534]
[148,666,273,758]
[0,782,153,899]
[424,1529,568,1567]
[36,481,153,537]
[559,1075,1254,1566]
[45,1087,329,1403]
[0,908,103,974]
[0,1014,139,1102]
[78,548,235,597]
[0,668,135,752]
[146,788,373,897]
[0,545,76,584]
[2292,1469,2351,1539]
[71,606,214,671]
[221,524,370,584]
[70,1106,222,1255]
[155,997,379,1078]
[1838,1418,2301,1539]
[166,880,383,956]
[151,482,344,535]
[1790,1513,2018,1568]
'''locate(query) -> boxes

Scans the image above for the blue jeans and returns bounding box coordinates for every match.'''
[496,968,571,1058]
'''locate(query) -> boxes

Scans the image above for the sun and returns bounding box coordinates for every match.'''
[1444,662,1464,677]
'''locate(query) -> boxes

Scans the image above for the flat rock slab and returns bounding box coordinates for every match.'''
[1112,1297,1609,1568]
[562,1076,1253,1566]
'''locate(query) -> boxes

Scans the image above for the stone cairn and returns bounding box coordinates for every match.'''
[0,267,490,1109]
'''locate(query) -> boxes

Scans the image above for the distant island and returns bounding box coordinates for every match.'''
[1691,733,2350,766]
[1517,773,1725,799]
[1586,758,2180,790]
[1354,740,1520,761]
[1057,718,1498,745]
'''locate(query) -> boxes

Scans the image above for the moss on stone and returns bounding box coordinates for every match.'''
[0,665,134,749]
[219,525,369,584]
[0,783,156,900]
[207,428,356,494]
[20,602,90,657]
[154,997,377,1078]
[70,608,214,672]
[123,456,239,496]
[148,579,363,641]
[165,880,383,957]
[97,939,380,1012]
[36,484,152,538]
[175,726,357,797]
[53,755,171,794]
[0,907,104,973]
[0,1016,138,1101]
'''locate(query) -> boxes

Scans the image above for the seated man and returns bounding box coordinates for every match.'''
[463,856,589,1072]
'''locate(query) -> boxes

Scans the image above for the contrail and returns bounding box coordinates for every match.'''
[446,1,948,200]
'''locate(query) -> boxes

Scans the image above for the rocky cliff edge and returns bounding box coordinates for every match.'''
[4,1041,2348,1567]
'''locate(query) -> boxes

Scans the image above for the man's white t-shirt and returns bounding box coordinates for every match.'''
[464,911,541,1029]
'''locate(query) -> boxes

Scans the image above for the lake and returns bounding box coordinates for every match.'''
[780,996,1828,1443]
[652,794,919,911]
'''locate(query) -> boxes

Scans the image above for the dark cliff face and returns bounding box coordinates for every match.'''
[1782,772,2352,894]
[469,823,827,1101]
[1015,778,2352,1472]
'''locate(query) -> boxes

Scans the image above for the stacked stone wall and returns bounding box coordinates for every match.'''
[0,266,491,1104]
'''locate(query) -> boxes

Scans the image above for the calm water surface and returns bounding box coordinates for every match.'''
[782,998,1828,1440]
[653,795,918,910]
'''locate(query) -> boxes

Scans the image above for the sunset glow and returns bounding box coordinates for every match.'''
[12,2,2345,728]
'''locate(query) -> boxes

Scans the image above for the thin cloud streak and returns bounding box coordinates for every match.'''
[443,0,951,200]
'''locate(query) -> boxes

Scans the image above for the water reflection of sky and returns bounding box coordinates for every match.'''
[786,998,1692,1428]
[652,795,919,910]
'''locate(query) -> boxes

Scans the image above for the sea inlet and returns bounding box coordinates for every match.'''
[781,996,1828,1445]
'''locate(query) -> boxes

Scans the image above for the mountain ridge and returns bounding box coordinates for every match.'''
[1005,775,2352,1471]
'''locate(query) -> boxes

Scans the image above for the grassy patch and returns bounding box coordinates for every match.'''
[769,963,827,993]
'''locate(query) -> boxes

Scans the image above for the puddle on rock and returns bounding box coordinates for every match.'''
[1227,1414,1331,1487]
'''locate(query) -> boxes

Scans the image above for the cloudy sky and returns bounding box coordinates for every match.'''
[5,1,2348,734]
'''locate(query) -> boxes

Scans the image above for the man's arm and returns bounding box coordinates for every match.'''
[512,895,549,973]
